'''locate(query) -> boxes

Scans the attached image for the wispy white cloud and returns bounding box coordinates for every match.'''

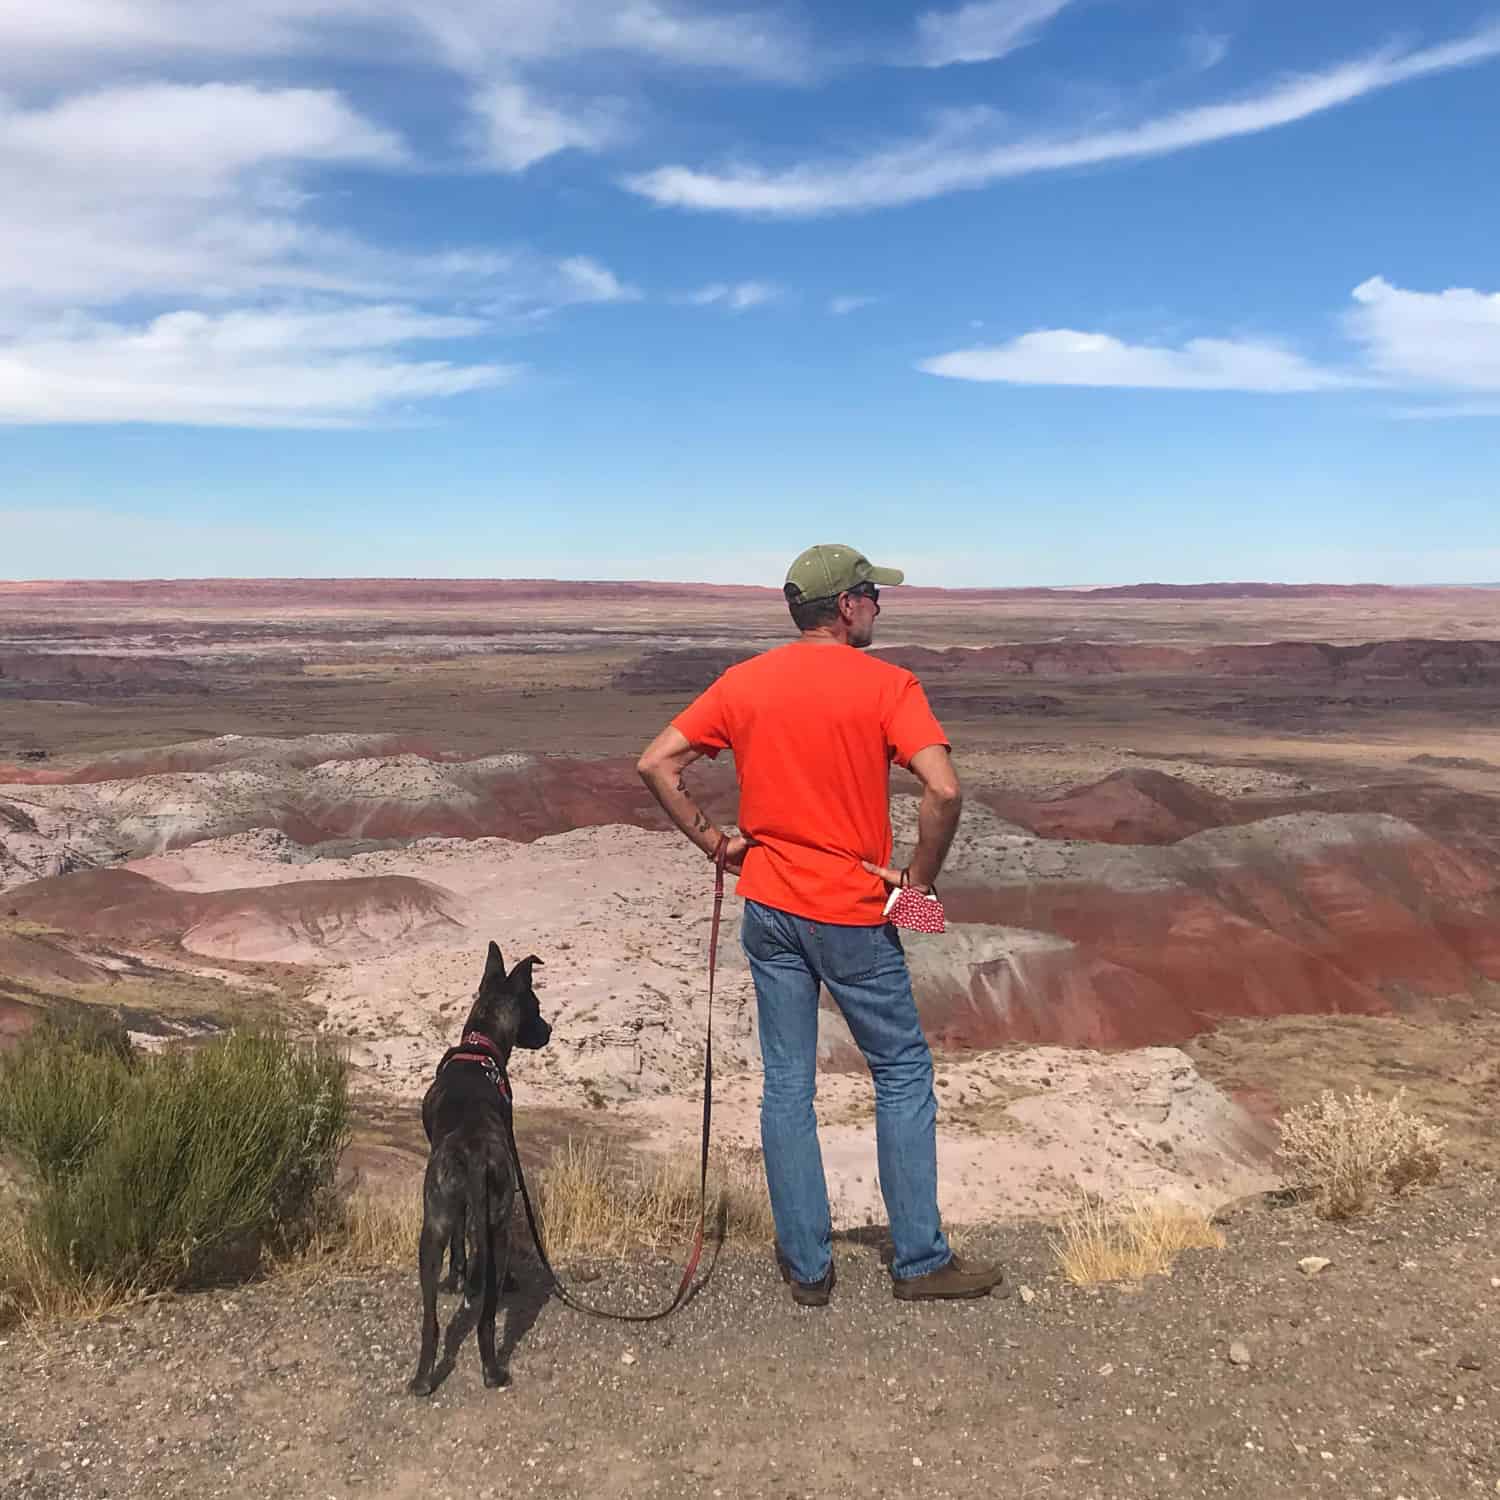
[920,329,1353,391]
[921,275,1500,405]
[1185,31,1231,73]
[1391,401,1500,420]
[915,1,1072,68]
[469,80,627,171]
[626,24,1500,215]
[0,78,639,423]
[0,0,810,83]
[1347,276,1500,390]
[0,305,512,427]
[686,281,782,311]
[829,295,879,316]
[556,256,642,305]
[1,80,404,183]
[0,84,413,310]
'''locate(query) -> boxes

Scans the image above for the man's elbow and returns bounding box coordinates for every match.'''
[636,749,660,784]
[929,778,962,811]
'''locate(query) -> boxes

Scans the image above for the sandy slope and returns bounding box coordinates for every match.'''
[120,824,1276,1224]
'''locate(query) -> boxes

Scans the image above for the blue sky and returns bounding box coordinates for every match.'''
[3,1,1499,585]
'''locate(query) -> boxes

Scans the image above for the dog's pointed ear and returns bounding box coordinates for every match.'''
[483,941,505,983]
[508,954,542,987]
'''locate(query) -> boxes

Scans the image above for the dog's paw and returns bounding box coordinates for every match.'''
[407,1374,436,1398]
[482,1365,511,1390]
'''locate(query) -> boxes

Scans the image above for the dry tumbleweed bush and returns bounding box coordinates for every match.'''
[1277,1087,1444,1219]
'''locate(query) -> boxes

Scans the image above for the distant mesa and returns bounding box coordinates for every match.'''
[7,868,462,964]
[613,647,758,696]
[0,736,741,880]
[1067,582,1416,599]
[981,768,1233,846]
[0,652,214,698]
[1409,753,1499,772]
[876,638,1500,683]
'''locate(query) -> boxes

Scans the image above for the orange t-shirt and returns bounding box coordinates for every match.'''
[672,641,949,926]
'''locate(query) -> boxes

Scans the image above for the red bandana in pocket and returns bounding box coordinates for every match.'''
[883,885,946,934]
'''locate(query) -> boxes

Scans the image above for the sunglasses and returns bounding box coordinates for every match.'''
[844,583,880,612]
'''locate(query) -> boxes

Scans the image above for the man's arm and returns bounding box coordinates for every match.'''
[862,743,962,894]
[637,725,751,871]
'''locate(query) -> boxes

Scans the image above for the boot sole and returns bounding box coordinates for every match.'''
[776,1251,834,1307]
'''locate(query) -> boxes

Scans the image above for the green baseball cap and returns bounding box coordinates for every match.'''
[784,544,905,603]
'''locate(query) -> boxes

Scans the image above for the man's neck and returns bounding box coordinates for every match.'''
[799,626,863,648]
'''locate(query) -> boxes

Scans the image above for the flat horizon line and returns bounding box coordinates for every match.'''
[3,577,1496,594]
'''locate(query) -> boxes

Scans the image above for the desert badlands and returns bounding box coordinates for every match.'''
[4,578,1499,1221]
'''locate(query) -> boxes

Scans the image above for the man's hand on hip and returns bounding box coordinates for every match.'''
[862,859,932,895]
[722,834,753,874]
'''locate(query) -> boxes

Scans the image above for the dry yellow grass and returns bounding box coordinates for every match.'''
[1052,1195,1225,1285]
[535,1140,775,1259]
[0,1211,133,1327]
[285,1141,776,1280]
[284,1187,426,1276]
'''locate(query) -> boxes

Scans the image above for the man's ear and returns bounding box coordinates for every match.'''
[483,941,505,984]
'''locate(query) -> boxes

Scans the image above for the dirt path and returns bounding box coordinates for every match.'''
[4,1178,1498,1500]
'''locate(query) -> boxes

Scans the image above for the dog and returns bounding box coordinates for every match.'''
[409,941,551,1396]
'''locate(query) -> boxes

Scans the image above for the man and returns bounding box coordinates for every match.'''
[637,544,1004,1305]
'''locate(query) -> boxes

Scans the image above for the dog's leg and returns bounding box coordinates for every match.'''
[442,1206,465,1295]
[408,1216,447,1397]
[479,1215,509,1389]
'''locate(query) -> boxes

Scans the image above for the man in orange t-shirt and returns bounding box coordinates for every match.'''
[638,544,1005,1305]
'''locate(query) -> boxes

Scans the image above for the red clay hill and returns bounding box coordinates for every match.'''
[7,729,1500,1055]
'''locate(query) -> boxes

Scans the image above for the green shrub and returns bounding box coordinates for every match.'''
[0,1018,136,1185]
[31,1007,137,1066]
[0,1029,349,1296]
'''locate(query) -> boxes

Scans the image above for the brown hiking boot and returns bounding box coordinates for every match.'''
[892,1253,1007,1302]
[775,1245,835,1307]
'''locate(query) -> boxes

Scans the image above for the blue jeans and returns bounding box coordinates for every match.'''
[740,899,951,1283]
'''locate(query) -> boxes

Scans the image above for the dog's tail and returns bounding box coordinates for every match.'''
[463,1152,488,1304]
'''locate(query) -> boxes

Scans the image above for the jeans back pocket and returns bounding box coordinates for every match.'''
[817,921,885,984]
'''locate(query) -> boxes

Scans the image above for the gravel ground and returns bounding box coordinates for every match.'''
[4,1176,1498,1500]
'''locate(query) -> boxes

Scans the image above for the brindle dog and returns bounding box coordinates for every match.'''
[409,942,551,1396]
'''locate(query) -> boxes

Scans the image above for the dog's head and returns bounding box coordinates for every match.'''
[463,941,552,1056]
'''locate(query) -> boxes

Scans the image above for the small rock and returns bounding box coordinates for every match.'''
[1457,1353,1484,1372]
[1298,1257,1331,1277]
[620,1352,636,1366]
[1228,1341,1252,1367]
[1018,1286,1036,1306]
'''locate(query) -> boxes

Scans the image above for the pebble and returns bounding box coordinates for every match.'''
[1298,1257,1331,1277]
[1018,1286,1036,1306]
[1228,1341,1252,1367]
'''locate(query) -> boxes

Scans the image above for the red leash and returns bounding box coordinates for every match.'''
[505,836,726,1322]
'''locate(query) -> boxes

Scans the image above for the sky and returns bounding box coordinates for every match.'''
[2,0,1499,586]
